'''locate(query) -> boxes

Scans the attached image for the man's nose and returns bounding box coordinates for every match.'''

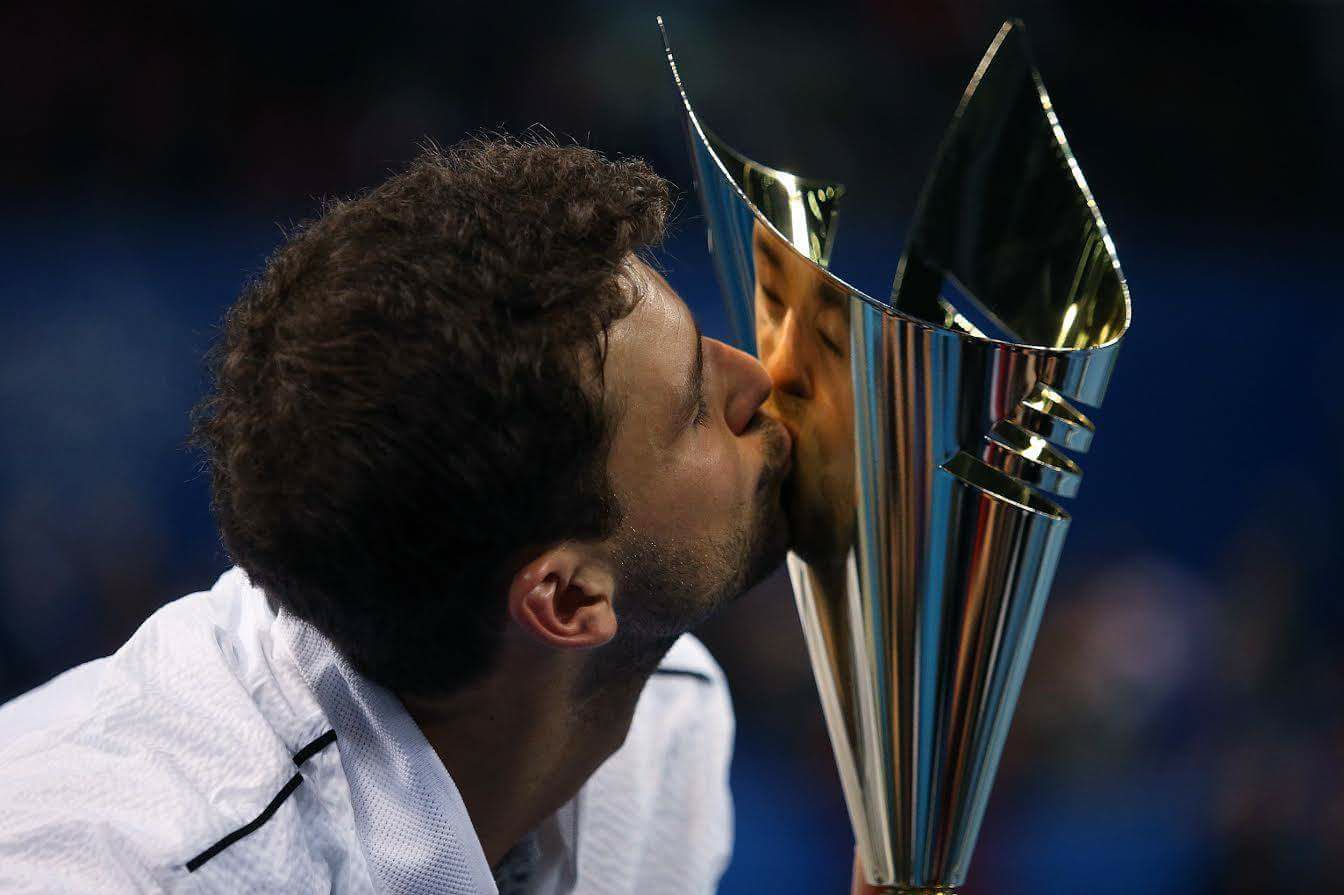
[762,312,812,400]
[709,338,774,436]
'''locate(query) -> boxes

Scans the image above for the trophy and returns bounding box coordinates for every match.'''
[660,18,1132,892]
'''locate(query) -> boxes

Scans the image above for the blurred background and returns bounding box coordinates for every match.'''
[2,1,1341,891]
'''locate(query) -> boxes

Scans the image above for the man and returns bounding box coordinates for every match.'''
[0,137,796,893]
[752,219,856,577]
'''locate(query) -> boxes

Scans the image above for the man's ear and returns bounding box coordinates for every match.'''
[507,544,618,650]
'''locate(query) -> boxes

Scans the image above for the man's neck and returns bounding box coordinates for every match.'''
[399,654,650,869]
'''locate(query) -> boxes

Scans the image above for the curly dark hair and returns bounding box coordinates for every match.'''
[191,136,671,693]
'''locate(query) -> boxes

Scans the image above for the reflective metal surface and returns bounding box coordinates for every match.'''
[661,17,1131,893]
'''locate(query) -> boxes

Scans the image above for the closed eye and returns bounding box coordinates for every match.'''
[817,309,847,358]
[760,287,785,317]
[693,391,712,427]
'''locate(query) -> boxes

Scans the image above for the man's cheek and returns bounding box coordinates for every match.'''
[683,441,746,504]
[682,440,729,483]
[813,398,854,451]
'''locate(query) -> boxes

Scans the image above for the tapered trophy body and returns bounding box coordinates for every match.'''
[660,19,1131,892]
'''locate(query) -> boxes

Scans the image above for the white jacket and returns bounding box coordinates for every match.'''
[0,567,734,893]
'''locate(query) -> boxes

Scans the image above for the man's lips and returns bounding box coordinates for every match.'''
[749,410,793,497]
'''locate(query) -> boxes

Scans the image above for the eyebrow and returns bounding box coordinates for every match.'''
[817,281,847,309]
[680,311,705,424]
[754,228,784,271]
[755,227,846,309]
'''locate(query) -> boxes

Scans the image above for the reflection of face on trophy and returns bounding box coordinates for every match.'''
[752,220,855,571]
[664,14,1132,891]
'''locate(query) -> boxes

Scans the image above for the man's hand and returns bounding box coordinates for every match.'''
[850,847,885,895]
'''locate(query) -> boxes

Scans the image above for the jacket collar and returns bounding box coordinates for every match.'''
[277,611,499,895]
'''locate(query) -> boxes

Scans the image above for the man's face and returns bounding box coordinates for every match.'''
[598,258,792,655]
[752,222,856,568]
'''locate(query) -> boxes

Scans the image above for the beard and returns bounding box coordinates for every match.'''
[577,414,792,702]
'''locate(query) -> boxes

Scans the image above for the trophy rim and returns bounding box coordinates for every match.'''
[656,15,1133,362]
